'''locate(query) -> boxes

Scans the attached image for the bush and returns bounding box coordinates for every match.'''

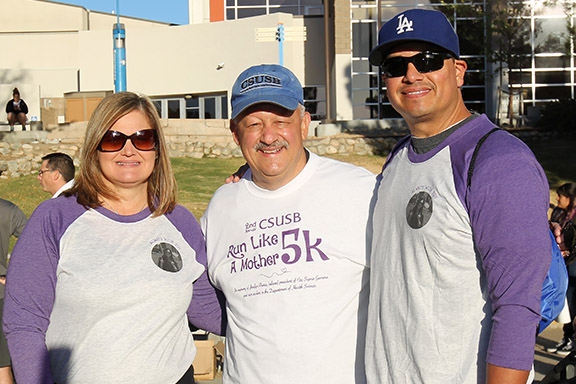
[538,99,576,133]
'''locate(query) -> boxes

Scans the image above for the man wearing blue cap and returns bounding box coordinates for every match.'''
[365,9,550,384]
[201,64,377,383]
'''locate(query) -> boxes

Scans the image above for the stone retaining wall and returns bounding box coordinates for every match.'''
[0,141,80,179]
[0,119,555,178]
[0,134,403,178]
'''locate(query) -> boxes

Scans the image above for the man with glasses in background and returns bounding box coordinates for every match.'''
[37,153,75,198]
[365,9,550,383]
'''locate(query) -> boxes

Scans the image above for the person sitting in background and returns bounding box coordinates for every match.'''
[5,88,28,132]
[4,92,224,384]
[37,153,75,198]
[548,182,576,356]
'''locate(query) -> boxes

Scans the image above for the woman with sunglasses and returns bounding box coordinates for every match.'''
[3,92,224,384]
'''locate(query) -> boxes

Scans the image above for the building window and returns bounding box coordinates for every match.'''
[167,99,181,118]
[304,85,326,120]
[186,97,200,118]
[225,0,323,20]
[152,93,228,119]
[504,0,576,114]
[350,0,488,119]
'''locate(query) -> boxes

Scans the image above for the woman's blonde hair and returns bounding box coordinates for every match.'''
[69,92,176,216]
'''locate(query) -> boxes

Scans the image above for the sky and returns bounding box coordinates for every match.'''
[48,0,189,25]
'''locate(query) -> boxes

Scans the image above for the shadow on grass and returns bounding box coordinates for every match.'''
[528,136,576,189]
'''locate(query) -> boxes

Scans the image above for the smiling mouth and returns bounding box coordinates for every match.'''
[116,161,140,166]
[254,140,289,154]
[404,89,430,96]
[260,148,283,154]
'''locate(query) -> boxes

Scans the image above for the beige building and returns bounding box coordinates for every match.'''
[0,0,326,128]
[2,0,575,129]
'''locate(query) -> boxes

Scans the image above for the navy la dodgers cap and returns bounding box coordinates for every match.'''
[231,64,304,120]
[369,9,460,66]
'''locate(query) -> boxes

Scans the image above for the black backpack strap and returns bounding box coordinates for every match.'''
[466,128,501,188]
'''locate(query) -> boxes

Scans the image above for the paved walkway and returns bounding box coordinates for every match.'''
[534,322,567,382]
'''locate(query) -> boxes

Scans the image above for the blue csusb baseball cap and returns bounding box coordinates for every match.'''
[231,64,304,120]
[369,9,460,66]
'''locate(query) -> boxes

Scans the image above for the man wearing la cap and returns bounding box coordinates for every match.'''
[201,64,378,383]
[365,9,550,384]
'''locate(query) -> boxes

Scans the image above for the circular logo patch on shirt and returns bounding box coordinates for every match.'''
[406,191,433,229]
[151,242,183,272]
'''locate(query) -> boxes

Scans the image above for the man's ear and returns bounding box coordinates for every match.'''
[454,59,467,88]
[52,170,62,181]
[230,119,240,146]
[301,112,311,140]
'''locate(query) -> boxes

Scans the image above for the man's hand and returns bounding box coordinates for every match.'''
[225,163,250,184]
[551,222,569,257]
[551,221,576,258]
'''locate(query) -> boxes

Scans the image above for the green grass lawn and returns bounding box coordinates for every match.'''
[0,173,49,218]
[529,139,576,190]
[171,157,247,219]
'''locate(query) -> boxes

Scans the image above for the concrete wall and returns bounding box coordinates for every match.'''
[0,0,88,32]
[0,32,81,99]
[72,12,325,113]
[0,0,169,32]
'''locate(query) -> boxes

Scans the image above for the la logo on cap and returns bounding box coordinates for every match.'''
[396,14,413,34]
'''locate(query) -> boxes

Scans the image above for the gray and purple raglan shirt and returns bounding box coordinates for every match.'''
[366,114,550,383]
[3,196,223,384]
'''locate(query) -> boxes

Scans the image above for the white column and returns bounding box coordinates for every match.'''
[334,53,354,120]
[189,0,211,24]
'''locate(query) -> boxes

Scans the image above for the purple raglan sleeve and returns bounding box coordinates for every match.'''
[167,206,225,335]
[3,197,83,384]
[466,131,550,371]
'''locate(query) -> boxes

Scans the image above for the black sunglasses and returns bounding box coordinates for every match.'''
[381,51,453,78]
[97,129,157,152]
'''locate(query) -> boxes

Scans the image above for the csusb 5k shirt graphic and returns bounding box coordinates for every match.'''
[226,210,330,297]
[201,152,377,383]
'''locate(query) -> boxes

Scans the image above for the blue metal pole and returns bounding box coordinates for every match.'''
[113,0,127,92]
[276,23,284,66]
